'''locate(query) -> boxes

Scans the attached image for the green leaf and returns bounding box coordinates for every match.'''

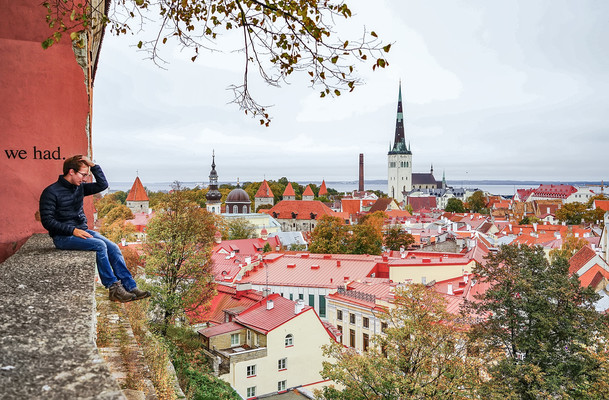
[331,55,338,64]
[383,44,391,53]
[371,31,378,38]
[137,41,143,49]
[41,38,54,49]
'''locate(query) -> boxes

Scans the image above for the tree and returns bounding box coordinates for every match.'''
[586,193,608,208]
[318,284,481,399]
[226,218,256,240]
[466,191,487,213]
[309,215,349,254]
[348,224,382,255]
[43,0,390,124]
[468,244,609,399]
[383,226,414,251]
[100,218,138,243]
[556,202,588,225]
[144,185,217,335]
[548,232,589,262]
[358,211,387,237]
[262,242,272,253]
[445,197,466,213]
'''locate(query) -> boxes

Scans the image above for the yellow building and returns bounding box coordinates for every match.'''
[198,294,337,399]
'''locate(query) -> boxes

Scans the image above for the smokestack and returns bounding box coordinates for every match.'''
[359,153,364,192]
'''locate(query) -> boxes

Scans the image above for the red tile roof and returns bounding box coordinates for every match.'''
[254,180,274,198]
[516,188,534,201]
[267,200,335,220]
[569,245,597,275]
[126,177,149,201]
[532,184,577,199]
[199,321,243,337]
[235,293,312,334]
[407,197,437,212]
[241,253,384,288]
[341,199,361,215]
[319,180,328,196]
[283,182,296,197]
[579,265,609,288]
[189,284,266,324]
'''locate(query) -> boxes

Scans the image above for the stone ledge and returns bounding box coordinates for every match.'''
[0,234,124,399]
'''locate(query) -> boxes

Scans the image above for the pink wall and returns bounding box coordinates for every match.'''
[0,0,92,261]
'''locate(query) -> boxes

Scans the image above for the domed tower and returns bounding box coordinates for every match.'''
[205,152,222,214]
[226,180,252,214]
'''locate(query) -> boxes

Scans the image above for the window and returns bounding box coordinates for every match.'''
[278,358,287,370]
[278,380,287,392]
[350,313,356,324]
[247,386,256,398]
[289,293,293,300]
[381,322,388,333]
[298,294,304,300]
[337,310,343,321]
[246,364,256,377]
[308,294,315,308]
[231,333,240,346]
[337,325,342,343]
[247,330,251,342]
[363,333,369,352]
[285,334,293,346]
[319,295,326,318]
[363,317,369,328]
[350,329,355,348]
[233,205,238,213]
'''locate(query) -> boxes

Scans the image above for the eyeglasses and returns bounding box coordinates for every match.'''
[76,171,90,178]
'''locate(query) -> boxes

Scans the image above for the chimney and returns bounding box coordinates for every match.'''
[266,299,274,310]
[447,283,453,295]
[295,299,305,314]
[359,153,364,192]
[533,223,537,232]
[121,238,126,246]
[336,260,341,267]
[463,273,469,283]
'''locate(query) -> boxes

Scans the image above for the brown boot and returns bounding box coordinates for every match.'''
[129,287,151,300]
[108,282,136,303]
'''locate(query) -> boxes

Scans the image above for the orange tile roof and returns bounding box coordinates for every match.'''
[303,185,314,197]
[267,200,335,220]
[341,199,361,215]
[126,177,149,201]
[319,180,328,196]
[254,180,274,198]
[578,265,609,288]
[595,200,609,212]
[386,209,412,218]
[283,182,296,197]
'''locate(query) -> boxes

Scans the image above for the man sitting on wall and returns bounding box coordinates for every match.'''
[39,155,149,303]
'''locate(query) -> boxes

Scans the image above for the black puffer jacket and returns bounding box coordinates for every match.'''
[39,164,108,237]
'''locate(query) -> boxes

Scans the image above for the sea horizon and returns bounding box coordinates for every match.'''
[107,179,606,197]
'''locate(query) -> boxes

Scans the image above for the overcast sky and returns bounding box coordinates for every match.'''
[92,0,609,185]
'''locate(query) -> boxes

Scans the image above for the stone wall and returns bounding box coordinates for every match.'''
[0,234,124,399]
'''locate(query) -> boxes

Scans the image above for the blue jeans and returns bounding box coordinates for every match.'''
[52,229,137,291]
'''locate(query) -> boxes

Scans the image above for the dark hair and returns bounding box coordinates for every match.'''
[63,155,87,175]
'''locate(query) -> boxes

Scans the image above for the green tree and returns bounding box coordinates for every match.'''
[348,224,382,255]
[466,191,487,213]
[309,215,349,254]
[556,202,588,225]
[468,244,609,399]
[262,242,272,253]
[319,284,481,399]
[43,0,390,124]
[383,226,414,251]
[445,197,466,213]
[226,218,256,240]
[144,185,217,335]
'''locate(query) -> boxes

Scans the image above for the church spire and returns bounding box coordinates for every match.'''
[389,82,411,155]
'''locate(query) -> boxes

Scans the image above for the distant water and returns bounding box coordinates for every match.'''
[108,180,604,197]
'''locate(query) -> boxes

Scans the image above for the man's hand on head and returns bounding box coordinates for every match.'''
[73,228,93,239]
[79,156,96,167]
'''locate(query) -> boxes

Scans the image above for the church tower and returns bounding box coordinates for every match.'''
[205,152,222,214]
[387,83,412,203]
